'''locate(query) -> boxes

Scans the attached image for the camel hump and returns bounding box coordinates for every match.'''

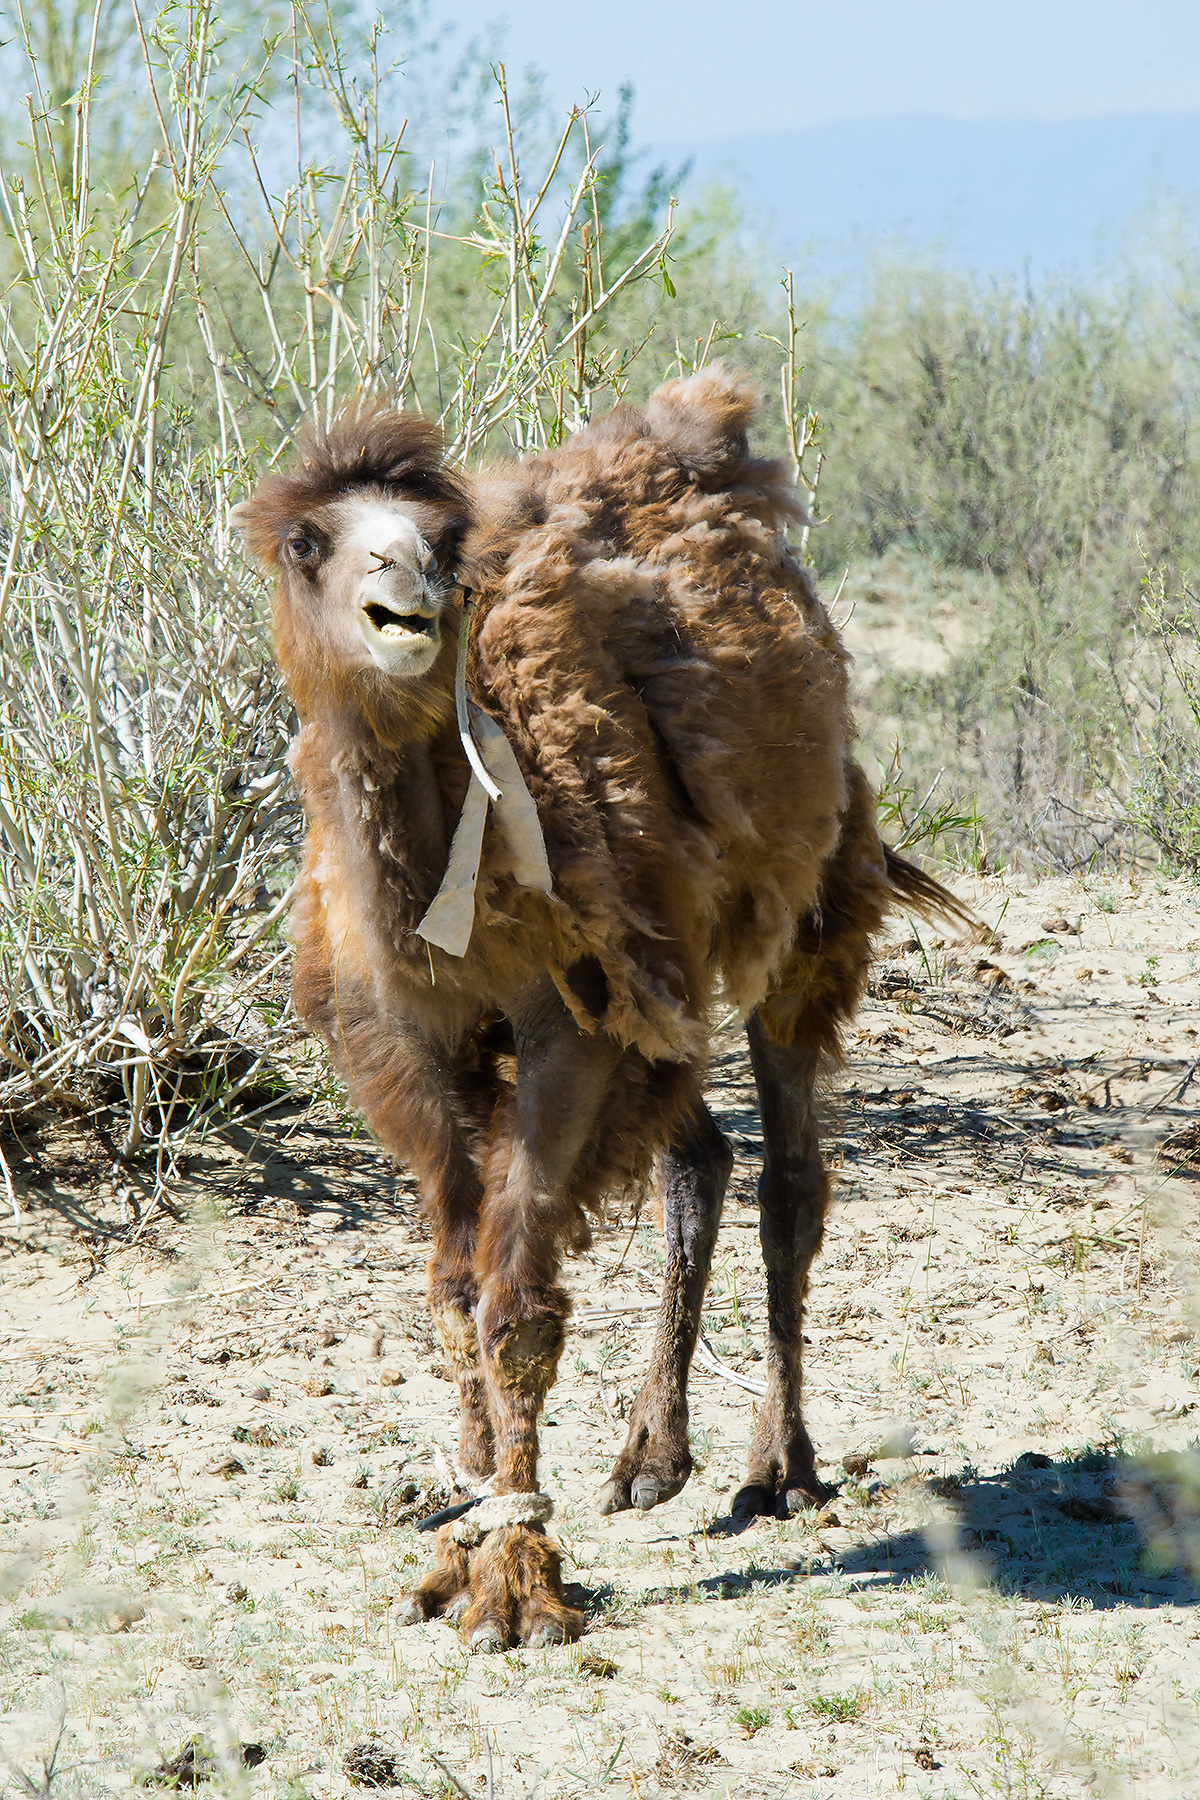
[644,362,757,490]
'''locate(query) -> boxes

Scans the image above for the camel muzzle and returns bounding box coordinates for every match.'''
[357,585,444,674]
[361,598,439,641]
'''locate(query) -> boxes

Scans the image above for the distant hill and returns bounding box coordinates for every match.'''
[656,112,1200,275]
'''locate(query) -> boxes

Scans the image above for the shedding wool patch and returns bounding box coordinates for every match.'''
[272,365,924,1089]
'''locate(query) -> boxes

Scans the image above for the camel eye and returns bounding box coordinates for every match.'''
[288,531,316,564]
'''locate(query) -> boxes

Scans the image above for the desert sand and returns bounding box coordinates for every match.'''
[1,869,1197,1798]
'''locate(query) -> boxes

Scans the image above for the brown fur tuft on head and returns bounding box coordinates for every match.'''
[644,362,758,490]
[234,400,469,565]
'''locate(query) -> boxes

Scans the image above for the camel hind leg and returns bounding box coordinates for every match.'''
[733,761,893,1521]
[598,1098,732,1514]
[732,1012,832,1519]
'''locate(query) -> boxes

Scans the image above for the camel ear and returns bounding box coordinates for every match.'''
[226,497,282,566]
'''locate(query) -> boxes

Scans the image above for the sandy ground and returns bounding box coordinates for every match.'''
[1,870,1198,1800]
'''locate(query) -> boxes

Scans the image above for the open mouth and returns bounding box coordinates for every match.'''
[361,600,437,641]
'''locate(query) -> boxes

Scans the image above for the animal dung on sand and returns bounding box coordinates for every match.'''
[236,363,970,1652]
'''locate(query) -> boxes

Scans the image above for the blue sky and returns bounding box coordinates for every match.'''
[439,0,1200,140]
[426,1,1200,273]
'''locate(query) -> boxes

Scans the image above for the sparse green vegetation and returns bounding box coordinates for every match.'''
[807,1687,869,1722]
[1,0,1198,1169]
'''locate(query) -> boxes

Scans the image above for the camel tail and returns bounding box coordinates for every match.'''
[884,847,982,938]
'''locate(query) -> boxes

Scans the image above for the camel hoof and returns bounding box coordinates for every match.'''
[443,1591,471,1624]
[595,1478,629,1516]
[454,1523,582,1651]
[631,1473,666,1511]
[782,1473,836,1514]
[781,1483,830,1516]
[395,1594,426,1626]
[600,1442,691,1516]
[731,1482,773,1523]
[732,1476,833,1522]
[524,1617,570,1648]
[598,1469,685,1514]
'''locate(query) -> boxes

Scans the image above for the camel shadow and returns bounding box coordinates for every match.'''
[565,1564,802,1626]
[709,1042,1142,1197]
[647,1447,1200,1615]
[829,1078,1124,1190]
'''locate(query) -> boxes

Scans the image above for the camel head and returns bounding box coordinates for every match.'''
[235,404,470,740]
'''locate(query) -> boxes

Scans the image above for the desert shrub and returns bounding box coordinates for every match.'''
[0,0,683,1178]
[1107,570,1200,874]
[812,262,1200,868]
[0,1,300,1165]
[817,265,1194,580]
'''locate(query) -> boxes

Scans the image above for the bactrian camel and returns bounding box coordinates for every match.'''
[236,366,969,1651]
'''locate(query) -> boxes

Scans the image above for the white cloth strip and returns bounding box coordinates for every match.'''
[416,700,552,958]
[451,1490,554,1545]
[414,770,489,956]
[454,599,501,803]
[470,709,553,894]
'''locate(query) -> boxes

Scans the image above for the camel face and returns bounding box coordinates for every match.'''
[282,496,450,683]
[336,498,446,679]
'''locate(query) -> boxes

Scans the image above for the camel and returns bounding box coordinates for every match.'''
[236,366,970,1651]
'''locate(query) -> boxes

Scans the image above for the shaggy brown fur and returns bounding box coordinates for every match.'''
[239,365,973,1649]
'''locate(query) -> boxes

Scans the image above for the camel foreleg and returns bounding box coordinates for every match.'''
[407,981,620,1650]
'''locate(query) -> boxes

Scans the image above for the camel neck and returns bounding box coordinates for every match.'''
[323,724,456,915]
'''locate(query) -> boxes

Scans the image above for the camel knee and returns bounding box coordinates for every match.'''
[474,1284,568,1493]
[758,1156,828,1217]
[664,1105,732,1273]
[430,1297,481,1366]
[476,1284,567,1393]
[490,1313,564,1392]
